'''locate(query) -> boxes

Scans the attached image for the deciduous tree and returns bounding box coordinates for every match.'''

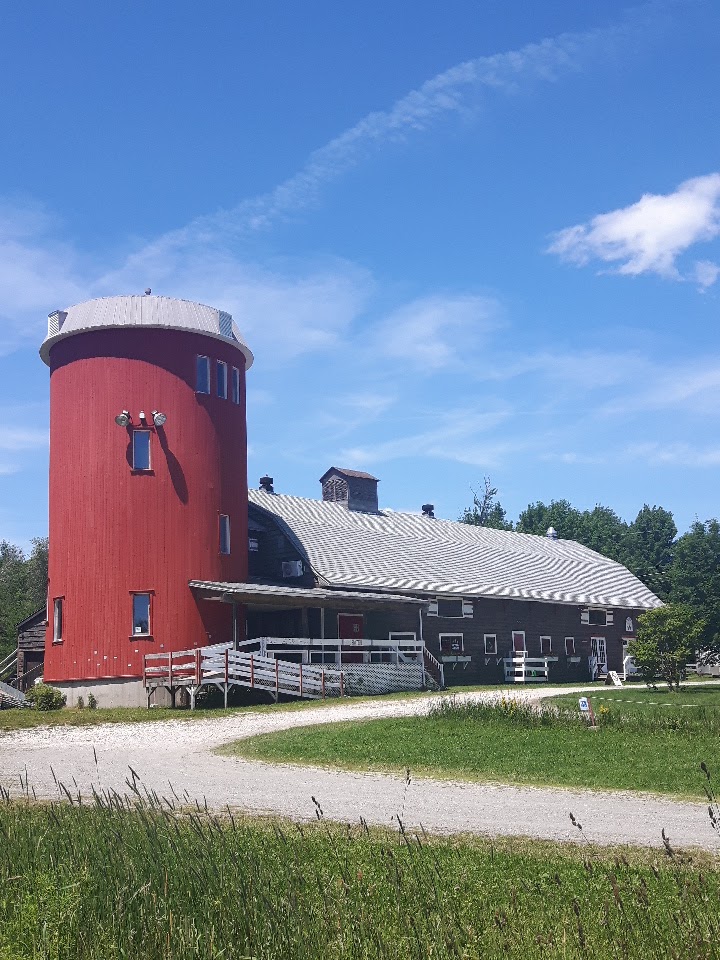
[629,604,704,690]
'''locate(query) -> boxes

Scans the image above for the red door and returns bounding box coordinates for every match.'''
[338,614,364,663]
[512,631,526,652]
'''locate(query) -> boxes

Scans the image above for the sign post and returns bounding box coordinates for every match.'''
[578,696,596,728]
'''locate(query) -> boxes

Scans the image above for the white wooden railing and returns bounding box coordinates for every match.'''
[503,653,550,683]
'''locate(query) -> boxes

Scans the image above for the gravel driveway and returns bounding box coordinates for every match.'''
[1,686,718,851]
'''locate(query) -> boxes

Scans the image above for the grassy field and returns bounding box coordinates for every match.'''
[1,786,719,959]
[226,691,720,799]
[547,684,720,716]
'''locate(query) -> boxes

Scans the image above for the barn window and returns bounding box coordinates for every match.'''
[484,634,497,655]
[439,634,463,654]
[196,355,210,394]
[588,609,607,626]
[220,515,231,555]
[52,598,64,643]
[131,593,151,636]
[436,598,463,618]
[248,536,259,552]
[217,360,228,399]
[540,635,552,654]
[232,367,241,404]
[132,430,151,470]
[565,637,575,655]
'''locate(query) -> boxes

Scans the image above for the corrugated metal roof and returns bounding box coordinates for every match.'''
[248,491,663,611]
[40,295,253,367]
[189,580,427,609]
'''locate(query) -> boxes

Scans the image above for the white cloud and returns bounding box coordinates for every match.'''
[0,426,49,450]
[374,294,502,369]
[694,259,720,291]
[622,441,720,467]
[548,173,720,283]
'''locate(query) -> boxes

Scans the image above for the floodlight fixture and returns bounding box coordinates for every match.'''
[114,411,131,427]
[152,411,167,427]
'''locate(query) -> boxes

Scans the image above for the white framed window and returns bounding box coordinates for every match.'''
[540,635,552,654]
[196,355,210,394]
[439,633,463,654]
[430,598,473,618]
[248,536,259,552]
[512,631,526,652]
[220,514,231,555]
[217,360,228,399]
[132,430,151,470]
[484,634,497,655]
[581,608,613,626]
[131,593,151,636]
[231,367,241,404]
[53,597,64,643]
[565,637,576,655]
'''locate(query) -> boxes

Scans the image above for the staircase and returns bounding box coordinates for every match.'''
[0,680,26,708]
[0,648,18,685]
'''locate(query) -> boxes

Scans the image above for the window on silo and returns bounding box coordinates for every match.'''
[231,367,240,404]
[132,430,151,470]
[217,360,228,399]
[196,355,210,394]
[132,593,151,636]
[220,514,231,555]
[53,598,63,642]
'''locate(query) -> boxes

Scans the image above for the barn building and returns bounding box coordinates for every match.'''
[37,294,661,707]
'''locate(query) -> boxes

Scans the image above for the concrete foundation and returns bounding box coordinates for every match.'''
[50,677,172,709]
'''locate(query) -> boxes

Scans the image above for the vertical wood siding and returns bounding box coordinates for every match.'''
[44,328,248,683]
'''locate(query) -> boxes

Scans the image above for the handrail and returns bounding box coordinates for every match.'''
[0,648,19,678]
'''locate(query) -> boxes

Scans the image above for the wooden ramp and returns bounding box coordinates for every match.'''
[144,643,345,708]
[0,680,26,708]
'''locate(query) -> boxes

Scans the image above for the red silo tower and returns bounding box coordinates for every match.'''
[40,295,253,706]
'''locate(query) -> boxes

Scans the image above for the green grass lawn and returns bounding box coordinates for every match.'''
[546,684,720,717]
[225,692,720,799]
[1,790,719,959]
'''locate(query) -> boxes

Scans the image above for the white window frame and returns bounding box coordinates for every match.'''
[132,429,151,470]
[565,636,575,656]
[248,536,259,552]
[540,635,552,654]
[219,514,231,555]
[511,630,526,652]
[389,632,417,643]
[131,592,152,637]
[582,607,612,627]
[439,633,464,654]
[433,597,471,619]
[231,367,241,404]
[196,355,210,394]
[217,360,228,399]
[53,597,64,643]
[484,633,497,655]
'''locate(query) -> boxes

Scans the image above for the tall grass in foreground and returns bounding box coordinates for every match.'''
[1,780,720,959]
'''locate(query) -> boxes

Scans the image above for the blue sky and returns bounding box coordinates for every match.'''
[1,0,720,548]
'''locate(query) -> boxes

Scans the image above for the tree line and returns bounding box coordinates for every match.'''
[0,538,48,658]
[461,479,720,651]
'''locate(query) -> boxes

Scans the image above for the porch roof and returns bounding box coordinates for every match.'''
[189,580,427,612]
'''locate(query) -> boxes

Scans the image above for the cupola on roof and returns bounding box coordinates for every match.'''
[39,295,253,367]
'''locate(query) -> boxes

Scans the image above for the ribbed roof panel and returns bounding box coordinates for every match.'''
[248,490,663,611]
[40,295,253,367]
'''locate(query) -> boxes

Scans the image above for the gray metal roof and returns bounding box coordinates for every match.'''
[40,295,253,367]
[189,580,426,610]
[248,491,662,611]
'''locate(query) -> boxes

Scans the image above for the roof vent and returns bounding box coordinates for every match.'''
[259,475,274,494]
[47,310,67,337]
[144,288,152,295]
[422,503,435,518]
[546,526,558,539]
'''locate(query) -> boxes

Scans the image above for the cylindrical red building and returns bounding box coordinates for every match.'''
[40,295,253,706]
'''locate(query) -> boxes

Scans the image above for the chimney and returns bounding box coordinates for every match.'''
[320,467,379,513]
[259,475,274,494]
[546,526,558,539]
[421,503,435,518]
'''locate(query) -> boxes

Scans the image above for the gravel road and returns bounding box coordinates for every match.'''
[1,686,718,851]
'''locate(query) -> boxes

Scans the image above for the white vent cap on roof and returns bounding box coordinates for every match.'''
[546,526,558,539]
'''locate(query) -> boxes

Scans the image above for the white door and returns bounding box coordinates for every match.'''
[591,637,607,672]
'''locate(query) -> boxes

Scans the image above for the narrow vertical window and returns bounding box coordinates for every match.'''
[196,355,210,394]
[231,367,240,404]
[217,360,228,399]
[132,593,151,636]
[132,430,151,470]
[53,598,63,642]
[219,514,231,555]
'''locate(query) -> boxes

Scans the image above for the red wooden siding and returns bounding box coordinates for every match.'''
[44,327,248,683]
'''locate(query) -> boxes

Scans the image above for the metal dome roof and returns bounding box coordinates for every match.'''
[39,295,253,367]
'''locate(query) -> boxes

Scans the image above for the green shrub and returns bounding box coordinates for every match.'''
[87,692,97,710]
[76,696,85,710]
[25,683,66,711]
